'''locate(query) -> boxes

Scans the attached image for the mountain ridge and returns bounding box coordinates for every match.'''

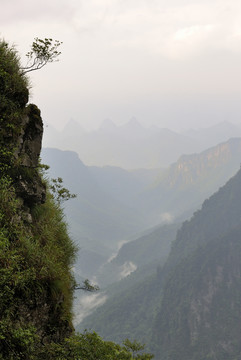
[80,166,241,359]
[43,119,241,169]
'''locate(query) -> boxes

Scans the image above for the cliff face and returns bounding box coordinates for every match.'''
[12,104,46,210]
[0,40,75,358]
[0,40,46,211]
[165,137,241,188]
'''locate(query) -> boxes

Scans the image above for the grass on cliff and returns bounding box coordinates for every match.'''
[0,176,76,359]
[0,176,154,359]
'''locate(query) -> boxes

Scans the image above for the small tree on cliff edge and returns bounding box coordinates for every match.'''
[21,37,62,74]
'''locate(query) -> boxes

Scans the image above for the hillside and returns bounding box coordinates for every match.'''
[140,137,241,222]
[81,167,241,359]
[153,224,241,359]
[42,137,241,247]
[42,139,241,295]
[96,222,180,286]
[151,167,241,359]
[0,39,75,358]
[77,223,180,341]
[41,148,152,249]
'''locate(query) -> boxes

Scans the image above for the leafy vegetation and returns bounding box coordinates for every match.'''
[50,177,77,204]
[0,175,152,358]
[42,332,153,360]
[0,176,76,358]
[0,40,29,175]
[21,38,62,74]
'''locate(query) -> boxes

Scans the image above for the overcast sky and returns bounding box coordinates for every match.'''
[1,0,241,131]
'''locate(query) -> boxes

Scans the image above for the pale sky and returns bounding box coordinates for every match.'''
[1,0,241,131]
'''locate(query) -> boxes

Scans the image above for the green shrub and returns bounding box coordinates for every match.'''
[0,177,76,358]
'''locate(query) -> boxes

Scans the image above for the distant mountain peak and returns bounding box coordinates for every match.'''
[99,118,117,131]
[62,119,85,134]
[122,117,143,129]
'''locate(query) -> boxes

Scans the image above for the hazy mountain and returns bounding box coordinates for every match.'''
[75,223,180,329]
[152,167,241,359]
[42,138,241,284]
[80,167,241,359]
[153,225,241,359]
[96,223,180,286]
[43,118,241,169]
[184,121,241,146]
[88,165,160,207]
[98,118,118,132]
[41,148,150,250]
[140,137,241,223]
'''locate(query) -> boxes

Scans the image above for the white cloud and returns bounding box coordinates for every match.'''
[160,212,174,224]
[73,292,108,325]
[119,261,137,279]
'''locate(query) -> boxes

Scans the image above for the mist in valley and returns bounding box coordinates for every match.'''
[41,123,241,352]
[3,0,241,357]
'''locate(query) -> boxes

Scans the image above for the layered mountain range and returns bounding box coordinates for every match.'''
[42,137,241,285]
[43,118,241,169]
[80,156,241,360]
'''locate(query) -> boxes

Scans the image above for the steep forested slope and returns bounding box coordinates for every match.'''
[82,167,241,359]
[152,167,241,359]
[154,224,241,359]
[79,271,161,345]
[96,223,180,286]
[164,165,241,274]
[78,223,180,342]
[0,39,76,359]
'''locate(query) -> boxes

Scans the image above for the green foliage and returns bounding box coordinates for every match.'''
[0,174,153,358]
[0,177,76,358]
[41,331,152,360]
[21,38,62,74]
[123,339,154,359]
[75,279,100,292]
[49,177,77,204]
[0,40,29,175]
[0,40,29,113]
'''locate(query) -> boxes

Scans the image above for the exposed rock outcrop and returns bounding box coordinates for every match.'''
[13,104,46,208]
[15,104,44,168]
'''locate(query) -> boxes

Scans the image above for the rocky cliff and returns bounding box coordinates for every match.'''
[12,104,46,211]
[0,40,76,359]
[164,137,241,188]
